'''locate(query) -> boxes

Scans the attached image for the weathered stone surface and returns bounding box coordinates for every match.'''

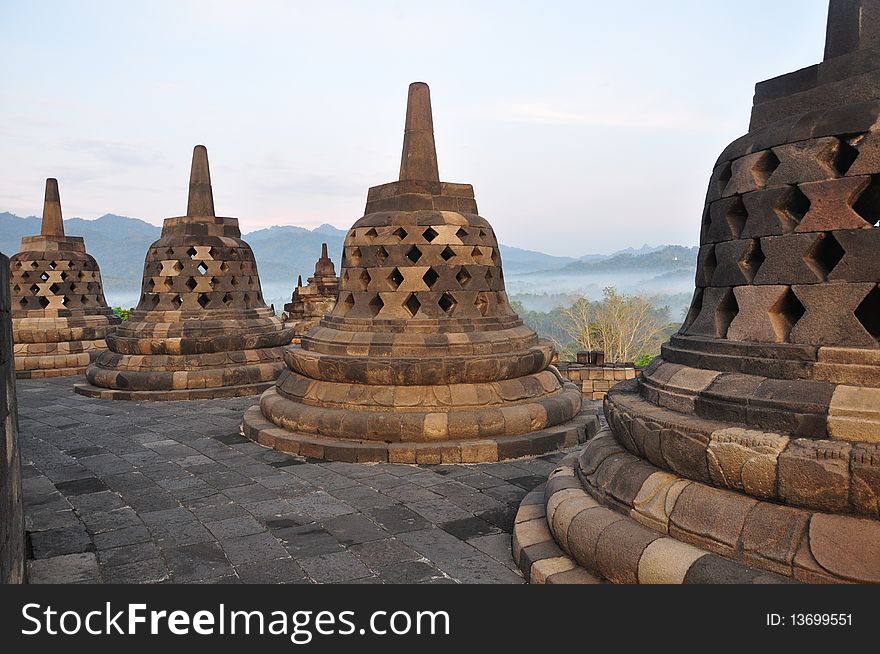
[637,536,706,584]
[0,252,25,583]
[808,513,880,583]
[706,428,788,499]
[778,438,852,513]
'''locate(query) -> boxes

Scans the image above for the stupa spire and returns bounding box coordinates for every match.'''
[40,178,64,237]
[398,82,439,182]
[186,145,215,218]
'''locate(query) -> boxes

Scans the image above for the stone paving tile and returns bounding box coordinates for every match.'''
[17,378,594,584]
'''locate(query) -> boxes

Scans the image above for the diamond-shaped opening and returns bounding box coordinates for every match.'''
[440,246,455,261]
[769,287,805,343]
[471,246,482,258]
[365,227,379,241]
[456,227,468,240]
[187,246,198,259]
[491,248,500,265]
[38,296,49,308]
[220,261,230,273]
[207,247,216,259]
[172,260,184,273]
[803,232,845,282]
[751,150,780,187]
[59,295,68,306]
[855,285,880,341]
[479,229,487,239]
[67,260,75,269]
[197,261,208,275]
[828,136,860,176]
[737,239,765,283]
[456,266,472,287]
[474,292,489,317]
[438,292,457,314]
[11,285,19,293]
[406,245,422,263]
[30,261,39,269]
[681,288,704,333]
[243,293,250,305]
[701,246,717,286]
[777,186,810,229]
[403,293,421,317]
[726,196,748,238]
[222,292,232,305]
[68,283,77,292]
[59,271,68,281]
[48,261,57,270]
[376,246,389,263]
[389,267,404,289]
[716,161,732,196]
[18,297,27,308]
[147,278,156,291]
[357,269,372,291]
[185,276,198,291]
[49,283,61,294]
[81,295,90,306]
[13,261,22,269]
[853,175,880,227]
[40,271,49,281]
[484,268,492,283]
[166,247,175,257]
[163,276,174,290]
[368,294,384,317]
[197,293,210,309]
[393,227,408,241]
[349,247,362,266]
[209,276,217,289]
[29,283,40,294]
[171,294,183,308]
[714,288,739,338]
[338,292,355,314]
[422,227,439,243]
[423,267,439,289]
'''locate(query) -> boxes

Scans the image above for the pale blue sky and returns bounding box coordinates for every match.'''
[1,0,829,256]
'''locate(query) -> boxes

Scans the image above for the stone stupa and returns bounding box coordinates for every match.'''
[75,146,293,400]
[282,243,340,341]
[242,82,595,463]
[9,179,120,379]
[514,0,880,584]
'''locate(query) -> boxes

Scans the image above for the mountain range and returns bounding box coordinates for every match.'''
[0,212,697,308]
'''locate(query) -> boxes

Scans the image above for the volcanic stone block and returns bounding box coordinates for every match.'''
[827,384,880,441]
[705,197,748,242]
[752,233,826,284]
[724,151,779,196]
[851,443,880,517]
[829,228,880,282]
[807,513,880,583]
[796,176,873,231]
[790,282,877,346]
[740,187,806,238]
[778,438,851,512]
[766,137,844,185]
[740,503,810,575]
[727,285,790,343]
[629,471,690,533]
[668,484,757,558]
[706,428,788,498]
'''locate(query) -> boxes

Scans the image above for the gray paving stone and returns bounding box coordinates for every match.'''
[98,541,162,568]
[220,531,289,565]
[275,524,344,559]
[93,525,152,549]
[349,538,423,569]
[235,558,311,584]
[102,558,171,584]
[365,504,431,533]
[298,551,372,584]
[28,552,100,584]
[30,526,94,558]
[377,560,448,584]
[165,542,233,582]
[321,514,388,546]
[205,515,266,540]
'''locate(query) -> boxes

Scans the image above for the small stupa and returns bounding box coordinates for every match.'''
[242,83,596,463]
[9,179,120,378]
[75,146,293,400]
[282,243,340,341]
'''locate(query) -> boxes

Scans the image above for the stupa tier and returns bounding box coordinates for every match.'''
[74,146,293,400]
[242,82,596,463]
[514,0,880,584]
[9,179,119,378]
[282,243,340,342]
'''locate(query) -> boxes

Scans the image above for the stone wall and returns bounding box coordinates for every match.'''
[0,251,26,583]
[556,352,638,400]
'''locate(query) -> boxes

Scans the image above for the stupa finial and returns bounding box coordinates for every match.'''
[41,178,64,237]
[186,145,215,218]
[398,82,439,182]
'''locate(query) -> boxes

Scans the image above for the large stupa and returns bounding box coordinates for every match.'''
[513,0,880,584]
[10,179,120,379]
[242,82,596,463]
[75,146,293,400]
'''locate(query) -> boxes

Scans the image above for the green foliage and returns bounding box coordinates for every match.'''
[634,353,656,368]
[113,306,131,321]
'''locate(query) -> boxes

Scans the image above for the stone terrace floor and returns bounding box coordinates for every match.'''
[17,377,596,584]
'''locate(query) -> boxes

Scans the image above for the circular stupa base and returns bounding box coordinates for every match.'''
[73,380,275,401]
[240,403,600,464]
[513,427,880,584]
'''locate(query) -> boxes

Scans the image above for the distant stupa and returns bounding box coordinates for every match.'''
[242,82,596,462]
[282,242,340,341]
[75,146,293,400]
[9,179,120,378]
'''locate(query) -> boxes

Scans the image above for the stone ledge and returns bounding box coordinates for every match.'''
[72,380,275,401]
